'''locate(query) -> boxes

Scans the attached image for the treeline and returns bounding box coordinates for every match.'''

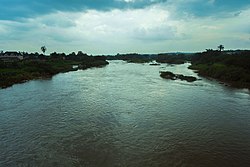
[0,51,108,88]
[106,53,193,64]
[107,53,154,63]
[156,53,193,64]
[189,50,250,89]
[49,51,109,69]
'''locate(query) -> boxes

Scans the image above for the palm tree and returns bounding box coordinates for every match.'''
[218,45,224,52]
[41,46,47,55]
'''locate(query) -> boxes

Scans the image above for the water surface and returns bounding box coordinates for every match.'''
[1,61,250,167]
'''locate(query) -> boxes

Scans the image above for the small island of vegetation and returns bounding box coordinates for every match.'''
[160,71,197,82]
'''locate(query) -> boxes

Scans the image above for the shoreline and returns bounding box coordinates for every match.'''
[0,69,75,89]
[0,59,109,89]
[189,66,250,90]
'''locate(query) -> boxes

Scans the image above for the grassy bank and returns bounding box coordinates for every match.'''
[0,58,108,88]
[189,50,250,89]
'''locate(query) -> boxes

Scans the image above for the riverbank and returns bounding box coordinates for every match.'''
[0,59,108,89]
[189,64,250,89]
[189,50,250,89]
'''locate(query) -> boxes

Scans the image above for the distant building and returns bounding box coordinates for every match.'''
[224,50,243,55]
[0,51,24,62]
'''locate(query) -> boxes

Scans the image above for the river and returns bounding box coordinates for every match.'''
[0,60,250,167]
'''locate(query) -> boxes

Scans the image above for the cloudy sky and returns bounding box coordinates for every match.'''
[0,0,249,54]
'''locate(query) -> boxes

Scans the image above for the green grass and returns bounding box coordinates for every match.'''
[0,59,108,88]
[189,63,250,89]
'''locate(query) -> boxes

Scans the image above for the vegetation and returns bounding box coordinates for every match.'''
[155,53,190,64]
[189,50,250,89]
[41,46,47,55]
[106,53,193,64]
[0,51,108,88]
[2,48,250,89]
[218,45,224,52]
[107,53,153,63]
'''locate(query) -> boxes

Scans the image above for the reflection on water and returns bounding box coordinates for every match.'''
[0,61,250,167]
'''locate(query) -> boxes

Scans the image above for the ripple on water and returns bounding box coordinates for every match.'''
[0,61,250,167]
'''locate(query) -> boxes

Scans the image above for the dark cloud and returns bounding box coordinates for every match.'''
[171,0,250,17]
[234,11,242,17]
[0,0,168,20]
[0,0,249,20]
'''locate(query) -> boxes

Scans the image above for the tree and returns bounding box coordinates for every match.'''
[77,51,87,57]
[206,49,213,52]
[218,45,224,52]
[41,46,47,55]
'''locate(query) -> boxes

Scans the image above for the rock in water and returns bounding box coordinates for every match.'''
[160,71,176,80]
[160,71,197,82]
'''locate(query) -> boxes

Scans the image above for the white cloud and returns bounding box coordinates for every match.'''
[166,7,250,51]
[208,0,215,5]
[0,5,180,54]
[0,3,249,54]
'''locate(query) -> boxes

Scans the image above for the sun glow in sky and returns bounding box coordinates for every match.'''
[0,0,249,54]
